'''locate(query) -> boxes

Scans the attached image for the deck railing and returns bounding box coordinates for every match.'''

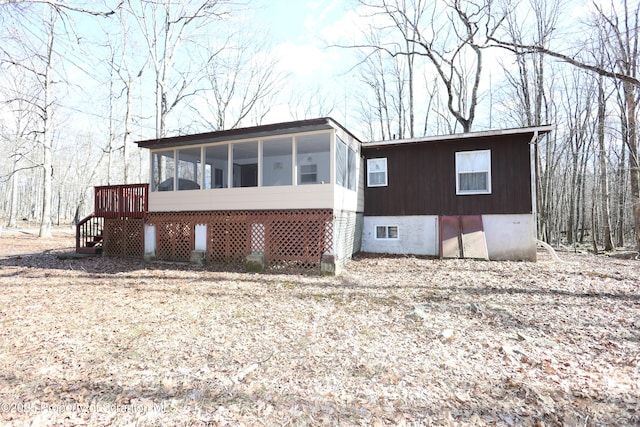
[94,184,148,219]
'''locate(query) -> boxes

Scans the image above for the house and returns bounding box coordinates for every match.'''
[75,119,553,272]
[360,125,554,261]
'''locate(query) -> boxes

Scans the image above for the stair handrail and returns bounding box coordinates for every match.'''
[76,214,104,252]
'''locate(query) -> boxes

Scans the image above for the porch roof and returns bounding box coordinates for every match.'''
[136,117,362,149]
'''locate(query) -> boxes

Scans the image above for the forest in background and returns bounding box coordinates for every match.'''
[0,0,638,252]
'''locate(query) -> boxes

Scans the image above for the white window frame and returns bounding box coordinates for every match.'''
[374,225,398,240]
[455,149,491,195]
[367,158,388,187]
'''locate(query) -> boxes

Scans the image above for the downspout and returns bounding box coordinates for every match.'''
[530,130,539,251]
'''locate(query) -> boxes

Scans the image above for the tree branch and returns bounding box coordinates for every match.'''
[488,38,640,88]
[0,0,122,17]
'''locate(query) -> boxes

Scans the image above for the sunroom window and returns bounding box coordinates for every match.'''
[176,147,201,190]
[336,136,358,190]
[296,133,330,185]
[262,137,292,186]
[456,150,491,195]
[152,150,175,191]
[232,141,259,188]
[204,144,229,189]
[347,147,357,191]
[336,137,347,187]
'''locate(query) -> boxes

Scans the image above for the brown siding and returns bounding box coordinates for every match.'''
[363,134,533,216]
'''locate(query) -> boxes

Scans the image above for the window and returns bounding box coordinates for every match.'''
[176,147,201,190]
[152,150,175,191]
[214,168,224,188]
[336,136,358,190]
[375,225,398,239]
[456,150,491,195]
[336,137,347,187]
[297,133,330,184]
[347,146,357,191]
[204,144,228,189]
[300,164,317,184]
[367,158,387,187]
[232,141,259,187]
[262,137,292,186]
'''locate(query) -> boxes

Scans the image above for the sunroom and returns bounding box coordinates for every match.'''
[143,118,360,213]
[133,117,363,272]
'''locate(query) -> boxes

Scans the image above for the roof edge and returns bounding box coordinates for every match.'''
[362,124,556,148]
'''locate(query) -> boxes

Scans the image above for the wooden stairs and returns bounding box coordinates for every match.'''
[75,184,148,255]
[76,214,104,255]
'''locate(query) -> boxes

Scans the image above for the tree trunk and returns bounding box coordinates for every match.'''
[597,76,613,250]
[567,148,578,245]
[7,160,18,228]
[123,77,133,184]
[616,135,626,247]
[625,81,640,251]
[591,190,598,253]
[39,12,56,238]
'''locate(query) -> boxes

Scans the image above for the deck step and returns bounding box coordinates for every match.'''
[76,246,103,255]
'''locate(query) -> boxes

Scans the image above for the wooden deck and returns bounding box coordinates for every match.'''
[76,184,148,254]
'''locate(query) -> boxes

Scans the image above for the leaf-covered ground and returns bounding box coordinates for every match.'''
[0,230,638,426]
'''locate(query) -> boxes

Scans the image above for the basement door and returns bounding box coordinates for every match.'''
[439,215,488,259]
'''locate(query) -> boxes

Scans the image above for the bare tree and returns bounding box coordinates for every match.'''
[128,0,231,138]
[595,72,614,250]
[0,6,59,237]
[288,84,336,122]
[191,27,287,131]
[39,10,56,237]
[492,0,640,249]
[354,0,505,133]
[0,69,40,228]
[498,0,560,127]
[100,6,147,185]
[0,0,119,16]
[0,1,120,236]
[560,71,596,246]
[356,42,396,140]
[496,0,562,242]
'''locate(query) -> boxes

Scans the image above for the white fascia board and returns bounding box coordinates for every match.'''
[362,125,556,148]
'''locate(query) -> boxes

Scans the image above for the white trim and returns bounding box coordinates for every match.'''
[257,140,263,187]
[292,136,297,186]
[367,158,388,187]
